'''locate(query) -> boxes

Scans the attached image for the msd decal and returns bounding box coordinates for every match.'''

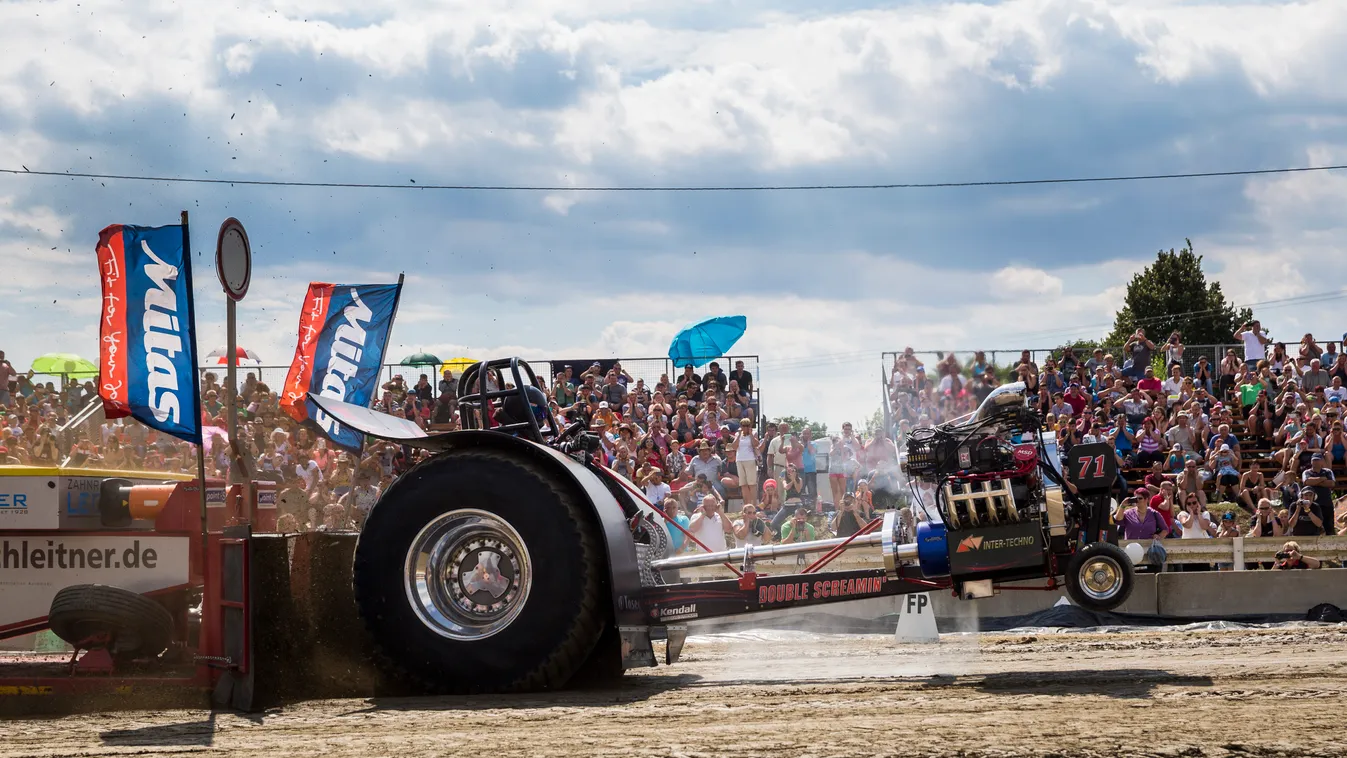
[95,224,202,444]
[281,282,402,452]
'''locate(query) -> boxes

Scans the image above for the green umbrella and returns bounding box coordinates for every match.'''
[400,351,442,367]
[31,353,98,378]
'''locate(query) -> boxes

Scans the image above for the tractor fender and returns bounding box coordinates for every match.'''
[370,431,646,629]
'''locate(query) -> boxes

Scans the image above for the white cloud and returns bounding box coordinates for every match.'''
[1111,2,1347,97]
[991,266,1065,299]
[3,0,1347,430]
[542,193,579,215]
[0,196,68,239]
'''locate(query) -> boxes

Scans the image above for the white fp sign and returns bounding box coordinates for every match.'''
[894,592,940,643]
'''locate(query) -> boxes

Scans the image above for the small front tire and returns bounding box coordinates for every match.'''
[1064,542,1135,612]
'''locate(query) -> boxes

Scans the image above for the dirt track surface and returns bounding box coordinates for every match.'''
[6,627,1347,757]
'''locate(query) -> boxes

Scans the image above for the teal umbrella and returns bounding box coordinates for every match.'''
[401,351,442,366]
[669,316,747,368]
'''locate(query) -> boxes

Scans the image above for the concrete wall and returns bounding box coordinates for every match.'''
[1154,568,1347,617]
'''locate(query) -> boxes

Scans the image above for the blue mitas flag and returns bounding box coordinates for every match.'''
[95,224,202,444]
[281,282,403,453]
[668,315,747,368]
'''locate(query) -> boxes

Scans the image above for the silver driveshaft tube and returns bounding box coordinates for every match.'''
[651,532,919,572]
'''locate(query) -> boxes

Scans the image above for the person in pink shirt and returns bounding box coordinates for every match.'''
[1137,366,1164,404]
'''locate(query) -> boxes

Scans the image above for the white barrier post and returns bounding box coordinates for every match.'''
[895,592,939,643]
[1233,536,1245,570]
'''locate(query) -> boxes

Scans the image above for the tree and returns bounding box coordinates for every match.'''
[774,415,828,438]
[1105,239,1254,348]
[863,408,885,439]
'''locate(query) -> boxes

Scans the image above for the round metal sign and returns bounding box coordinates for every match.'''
[215,218,251,301]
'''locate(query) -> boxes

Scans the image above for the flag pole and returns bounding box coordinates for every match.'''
[370,272,405,453]
[182,211,209,566]
[382,273,406,375]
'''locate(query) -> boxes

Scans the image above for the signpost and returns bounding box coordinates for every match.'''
[215,219,252,507]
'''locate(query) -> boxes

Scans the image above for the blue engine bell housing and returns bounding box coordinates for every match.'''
[916,520,950,578]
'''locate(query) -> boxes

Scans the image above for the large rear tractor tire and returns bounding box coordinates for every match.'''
[353,450,608,694]
[1064,542,1135,612]
[48,584,175,661]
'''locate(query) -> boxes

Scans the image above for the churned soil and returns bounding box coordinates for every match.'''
[4,627,1347,757]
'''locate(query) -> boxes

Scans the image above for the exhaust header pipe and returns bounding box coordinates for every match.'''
[651,511,918,574]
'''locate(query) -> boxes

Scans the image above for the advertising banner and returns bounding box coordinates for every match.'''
[94,224,202,444]
[0,535,190,635]
[280,282,403,452]
[0,475,59,531]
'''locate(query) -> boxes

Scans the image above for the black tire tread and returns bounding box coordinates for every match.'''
[48,584,175,658]
[353,448,609,695]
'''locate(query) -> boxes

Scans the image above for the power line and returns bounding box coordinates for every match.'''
[2,163,1345,193]
[755,288,1347,373]
[1000,289,1347,343]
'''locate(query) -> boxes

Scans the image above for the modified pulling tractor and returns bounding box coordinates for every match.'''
[0,359,1133,708]
[307,359,1134,694]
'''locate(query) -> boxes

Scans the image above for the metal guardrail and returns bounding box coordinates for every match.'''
[1123,536,1347,567]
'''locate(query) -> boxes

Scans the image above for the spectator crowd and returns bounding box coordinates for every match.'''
[7,321,1347,569]
[543,359,901,555]
[0,351,900,548]
[888,325,1347,569]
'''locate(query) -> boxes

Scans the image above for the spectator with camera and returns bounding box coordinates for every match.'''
[733,503,772,547]
[1115,494,1165,540]
[1288,488,1325,537]
[662,496,692,553]
[1122,329,1156,380]
[1272,541,1322,570]
[831,494,865,538]
[1236,320,1272,370]
[1176,492,1217,540]
[688,491,732,552]
[779,506,816,544]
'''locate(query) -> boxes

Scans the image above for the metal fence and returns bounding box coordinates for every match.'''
[880,343,1286,384]
[184,354,765,426]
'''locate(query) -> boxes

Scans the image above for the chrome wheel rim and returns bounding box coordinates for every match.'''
[1079,556,1123,601]
[404,509,532,641]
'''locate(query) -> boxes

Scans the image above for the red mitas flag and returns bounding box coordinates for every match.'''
[95,225,132,419]
[281,283,336,422]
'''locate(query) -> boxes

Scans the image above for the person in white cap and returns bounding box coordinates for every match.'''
[1209,443,1241,502]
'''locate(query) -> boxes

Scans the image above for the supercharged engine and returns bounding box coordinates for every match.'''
[900,383,1067,598]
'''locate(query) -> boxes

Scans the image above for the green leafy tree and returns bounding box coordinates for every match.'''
[863,408,885,438]
[1105,239,1254,348]
[774,415,828,438]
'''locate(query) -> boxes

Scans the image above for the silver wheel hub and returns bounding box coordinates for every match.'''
[405,509,532,640]
[1080,556,1122,600]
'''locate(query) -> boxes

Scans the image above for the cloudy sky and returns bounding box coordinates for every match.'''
[1,0,1345,427]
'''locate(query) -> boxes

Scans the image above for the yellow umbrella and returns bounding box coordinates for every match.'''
[439,357,477,376]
